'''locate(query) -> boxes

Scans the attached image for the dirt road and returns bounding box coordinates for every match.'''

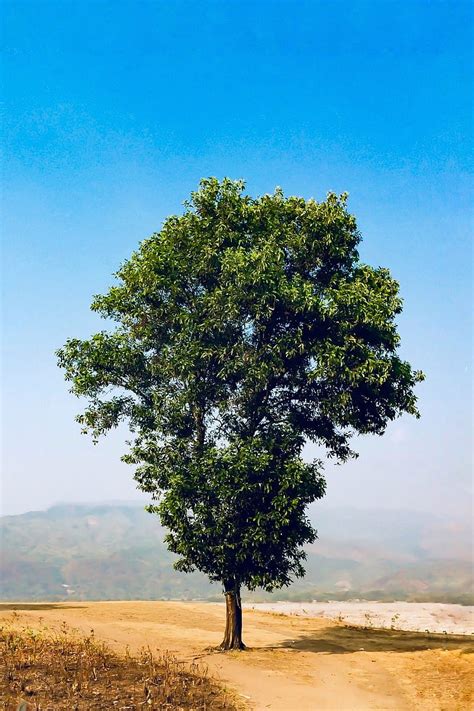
[1,601,472,710]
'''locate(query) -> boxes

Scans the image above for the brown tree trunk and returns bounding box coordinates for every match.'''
[219,580,246,650]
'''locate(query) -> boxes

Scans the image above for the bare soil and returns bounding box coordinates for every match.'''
[0,601,472,710]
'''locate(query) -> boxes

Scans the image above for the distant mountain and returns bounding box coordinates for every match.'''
[1,503,472,604]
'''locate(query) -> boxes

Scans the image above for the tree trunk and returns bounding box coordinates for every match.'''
[219,580,246,650]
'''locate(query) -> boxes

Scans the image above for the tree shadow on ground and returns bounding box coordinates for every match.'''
[0,603,86,611]
[276,624,474,655]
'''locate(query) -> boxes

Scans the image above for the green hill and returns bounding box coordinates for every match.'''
[1,503,471,603]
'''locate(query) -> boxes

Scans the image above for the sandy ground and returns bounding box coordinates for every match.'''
[0,601,472,711]
[246,601,474,635]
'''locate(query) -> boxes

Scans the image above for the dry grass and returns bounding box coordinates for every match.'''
[0,618,237,710]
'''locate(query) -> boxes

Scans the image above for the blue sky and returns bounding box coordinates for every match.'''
[2,0,472,518]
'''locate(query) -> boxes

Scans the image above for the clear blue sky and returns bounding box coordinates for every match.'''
[2,1,472,518]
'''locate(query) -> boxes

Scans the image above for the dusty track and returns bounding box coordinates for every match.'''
[1,601,472,710]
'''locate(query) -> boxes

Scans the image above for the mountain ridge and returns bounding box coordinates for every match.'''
[1,502,472,604]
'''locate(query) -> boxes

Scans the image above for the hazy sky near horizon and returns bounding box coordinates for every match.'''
[2,1,472,519]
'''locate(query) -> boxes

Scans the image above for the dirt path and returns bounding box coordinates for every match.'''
[1,601,472,710]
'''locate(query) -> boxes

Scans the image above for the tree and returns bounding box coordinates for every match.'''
[57,178,423,649]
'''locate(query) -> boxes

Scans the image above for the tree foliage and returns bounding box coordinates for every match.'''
[57,178,423,594]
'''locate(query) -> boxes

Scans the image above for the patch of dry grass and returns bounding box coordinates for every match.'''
[386,648,474,711]
[0,618,237,710]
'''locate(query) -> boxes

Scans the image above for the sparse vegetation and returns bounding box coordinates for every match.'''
[0,620,237,710]
[364,612,374,628]
[390,612,400,629]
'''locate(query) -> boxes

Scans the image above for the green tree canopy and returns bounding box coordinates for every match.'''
[57,178,423,648]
